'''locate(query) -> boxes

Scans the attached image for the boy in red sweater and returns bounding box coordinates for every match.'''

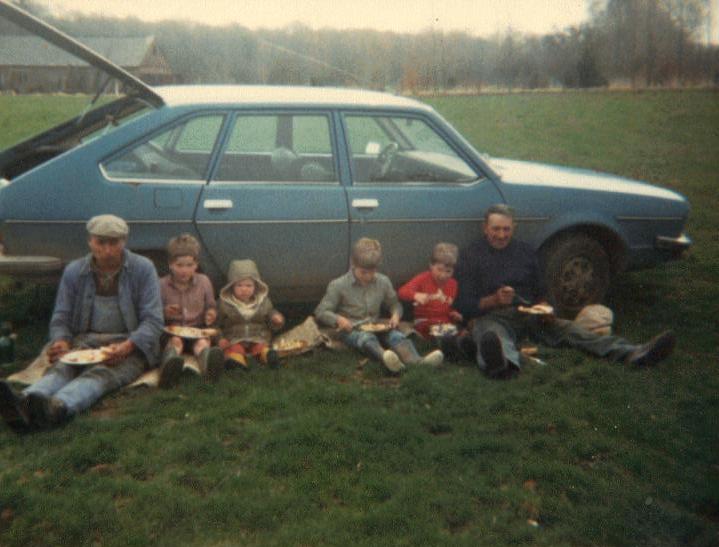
[398,243,463,340]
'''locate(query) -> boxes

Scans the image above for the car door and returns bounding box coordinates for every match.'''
[99,113,226,270]
[341,112,503,284]
[195,111,349,301]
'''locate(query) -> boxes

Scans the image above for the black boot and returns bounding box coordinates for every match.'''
[0,381,31,432]
[199,347,224,382]
[438,334,460,362]
[158,346,184,388]
[625,330,676,367]
[266,349,280,369]
[479,331,510,379]
[27,393,68,429]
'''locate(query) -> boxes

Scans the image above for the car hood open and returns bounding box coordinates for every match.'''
[488,157,686,202]
[0,0,163,107]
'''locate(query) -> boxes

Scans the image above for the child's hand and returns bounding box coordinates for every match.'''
[270,312,285,329]
[335,315,353,332]
[414,292,429,305]
[204,308,217,326]
[449,310,463,323]
[164,304,181,320]
[389,314,400,329]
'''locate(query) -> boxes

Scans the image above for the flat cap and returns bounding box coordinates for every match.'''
[86,214,129,238]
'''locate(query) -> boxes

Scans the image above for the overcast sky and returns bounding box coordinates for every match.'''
[46,0,591,36]
[42,0,719,43]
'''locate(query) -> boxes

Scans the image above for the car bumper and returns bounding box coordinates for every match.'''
[0,254,64,281]
[655,233,692,258]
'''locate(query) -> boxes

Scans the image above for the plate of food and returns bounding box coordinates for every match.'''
[273,339,309,357]
[164,326,219,339]
[358,321,391,333]
[60,347,111,366]
[517,304,555,316]
[429,323,458,337]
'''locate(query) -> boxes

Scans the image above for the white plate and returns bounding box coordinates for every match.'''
[358,321,391,333]
[517,304,554,315]
[164,326,219,339]
[60,348,110,366]
[429,323,458,337]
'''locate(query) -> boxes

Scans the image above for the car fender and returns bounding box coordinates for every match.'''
[531,210,629,273]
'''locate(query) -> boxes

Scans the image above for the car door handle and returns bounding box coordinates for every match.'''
[352,198,379,210]
[203,199,233,210]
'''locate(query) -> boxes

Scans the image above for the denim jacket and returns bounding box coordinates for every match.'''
[49,249,164,366]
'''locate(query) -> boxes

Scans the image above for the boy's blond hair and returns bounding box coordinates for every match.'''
[167,233,200,261]
[431,242,458,267]
[351,238,382,269]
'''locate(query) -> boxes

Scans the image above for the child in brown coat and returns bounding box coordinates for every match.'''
[217,259,285,369]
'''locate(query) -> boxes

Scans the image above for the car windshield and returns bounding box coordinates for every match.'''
[345,114,478,183]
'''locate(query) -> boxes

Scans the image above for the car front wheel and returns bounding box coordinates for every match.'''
[542,234,610,318]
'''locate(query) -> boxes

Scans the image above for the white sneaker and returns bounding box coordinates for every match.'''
[419,349,444,367]
[382,350,405,373]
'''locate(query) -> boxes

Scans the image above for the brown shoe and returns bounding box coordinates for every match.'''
[626,331,676,367]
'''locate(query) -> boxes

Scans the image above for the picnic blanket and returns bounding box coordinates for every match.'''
[2,342,202,388]
[6,316,331,388]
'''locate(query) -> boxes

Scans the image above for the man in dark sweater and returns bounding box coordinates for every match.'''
[454,204,675,379]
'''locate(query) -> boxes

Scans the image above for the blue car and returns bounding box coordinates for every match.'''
[0,2,691,315]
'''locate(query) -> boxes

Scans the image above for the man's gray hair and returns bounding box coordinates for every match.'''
[484,204,515,223]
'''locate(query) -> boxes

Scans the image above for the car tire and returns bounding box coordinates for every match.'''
[542,234,610,318]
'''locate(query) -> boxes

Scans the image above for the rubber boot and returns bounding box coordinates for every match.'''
[199,347,224,382]
[362,340,404,373]
[224,349,249,371]
[27,393,68,429]
[0,381,31,432]
[393,340,443,367]
[158,346,184,389]
[260,346,281,369]
[479,331,517,380]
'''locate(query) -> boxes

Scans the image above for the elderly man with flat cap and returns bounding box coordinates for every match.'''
[0,215,163,431]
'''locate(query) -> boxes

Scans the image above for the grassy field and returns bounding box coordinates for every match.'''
[1,90,718,546]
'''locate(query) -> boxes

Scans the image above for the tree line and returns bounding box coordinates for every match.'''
[3,0,718,91]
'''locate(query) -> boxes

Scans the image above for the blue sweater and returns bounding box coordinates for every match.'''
[49,249,164,366]
[455,237,546,320]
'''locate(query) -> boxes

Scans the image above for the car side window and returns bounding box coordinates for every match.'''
[102,115,224,181]
[214,114,337,183]
[344,114,477,184]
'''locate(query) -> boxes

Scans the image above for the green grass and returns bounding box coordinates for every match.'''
[0,94,91,148]
[2,90,718,546]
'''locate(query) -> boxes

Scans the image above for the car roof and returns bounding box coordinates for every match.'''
[153,85,433,111]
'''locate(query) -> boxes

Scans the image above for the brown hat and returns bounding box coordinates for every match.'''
[86,215,128,238]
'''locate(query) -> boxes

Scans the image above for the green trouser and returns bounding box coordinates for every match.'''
[471,309,638,371]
